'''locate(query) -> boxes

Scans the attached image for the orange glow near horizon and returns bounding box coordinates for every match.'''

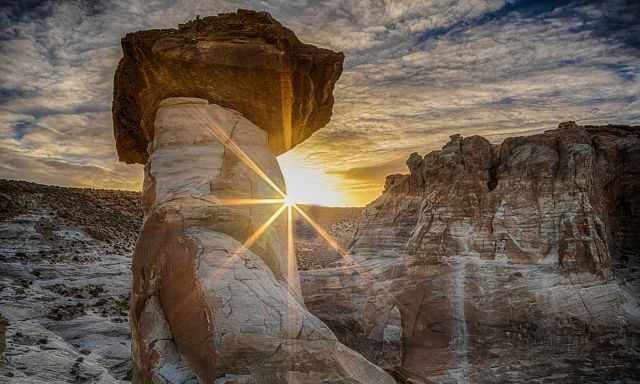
[278,152,352,207]
[189,101,370,207]
[278,148,391,207]
[217,198,284,206]
[193,108,370,298]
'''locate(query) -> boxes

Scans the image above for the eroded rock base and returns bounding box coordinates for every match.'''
[132,98,394,384]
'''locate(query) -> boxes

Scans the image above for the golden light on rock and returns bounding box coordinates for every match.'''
[278,151,350,207]
[205,117,355,284]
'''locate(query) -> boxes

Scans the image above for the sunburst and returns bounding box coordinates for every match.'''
[188,105,286,198]
[189,116,390,351]
[197,112,367,289]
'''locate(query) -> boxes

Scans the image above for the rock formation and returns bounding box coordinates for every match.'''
[301,123,640,383]
[0,180,139,383]
[113,9,343,164]
[0,179,364,383]
[113,10,394,384]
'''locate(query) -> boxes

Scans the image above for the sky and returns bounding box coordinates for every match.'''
[1,0,639,206]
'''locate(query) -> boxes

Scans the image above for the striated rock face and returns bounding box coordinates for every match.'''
[113,9,344,164]
[113,10,394,384]
[301,123,640,383]
[129,98,393,383]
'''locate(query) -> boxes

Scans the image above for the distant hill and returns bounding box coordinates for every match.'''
[0,179,361,270]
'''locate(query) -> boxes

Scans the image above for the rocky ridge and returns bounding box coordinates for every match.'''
[0,180,141,383]
[301,122,640,383]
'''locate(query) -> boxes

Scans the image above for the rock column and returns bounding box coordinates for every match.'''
[130,98,394,383]
[112,10,395,383]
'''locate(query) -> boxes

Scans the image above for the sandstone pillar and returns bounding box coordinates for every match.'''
[112,11,395,383]
[128,97,394,383]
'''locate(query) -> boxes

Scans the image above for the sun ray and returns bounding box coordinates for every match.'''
[214,204,288,278]
[218,198,284,206]
[292,204,397,306]
[287,205,296,284]
[183,104,386,307]
[286,204,298,340]
[239,204,288,254]
[293,204,353,262]
[189,106,286,198]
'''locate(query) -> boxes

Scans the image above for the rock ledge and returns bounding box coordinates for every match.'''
[113,9,344,163]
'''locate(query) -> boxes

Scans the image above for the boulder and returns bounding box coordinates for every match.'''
[113,9,344,163]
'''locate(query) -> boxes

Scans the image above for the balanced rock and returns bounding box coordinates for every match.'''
[114,10,393,384]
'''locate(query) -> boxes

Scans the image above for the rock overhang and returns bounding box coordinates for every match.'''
[113,9,344,164]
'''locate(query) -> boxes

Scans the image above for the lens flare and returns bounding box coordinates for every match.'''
[293,204,352,261]
[287,205,296,284]
[235,204,288,257]
[190,110,376,300]
[214,204,287,278]
[283,195,296,207]
[218,198,284,206]
[188,106,286,198]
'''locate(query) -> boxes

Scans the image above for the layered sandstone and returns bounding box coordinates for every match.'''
[301,123,640,383]
[0,180,364,383]
[114,10,393,384]
[129,98,392,383]
[113,9,344,163]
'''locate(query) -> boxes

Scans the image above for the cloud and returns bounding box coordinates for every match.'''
[290,0,640,174]
[332,157,409,180]
[0,147,142,190]
[0,0,639,206]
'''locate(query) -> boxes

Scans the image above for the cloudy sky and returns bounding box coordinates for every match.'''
[1,0,639,206]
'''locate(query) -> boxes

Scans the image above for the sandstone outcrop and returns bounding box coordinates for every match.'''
[301,123,640,383]
[113,9,344,164]
[0,180,139,383]
[114,10,393,384]
[0,180,365,383]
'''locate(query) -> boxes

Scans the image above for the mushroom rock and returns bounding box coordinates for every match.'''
[114,10,394,384]
[113,9,344,164]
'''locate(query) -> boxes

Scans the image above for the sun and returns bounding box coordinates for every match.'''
[283,194,297,207]
[200,115,366,276]
[278,152,349,207]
